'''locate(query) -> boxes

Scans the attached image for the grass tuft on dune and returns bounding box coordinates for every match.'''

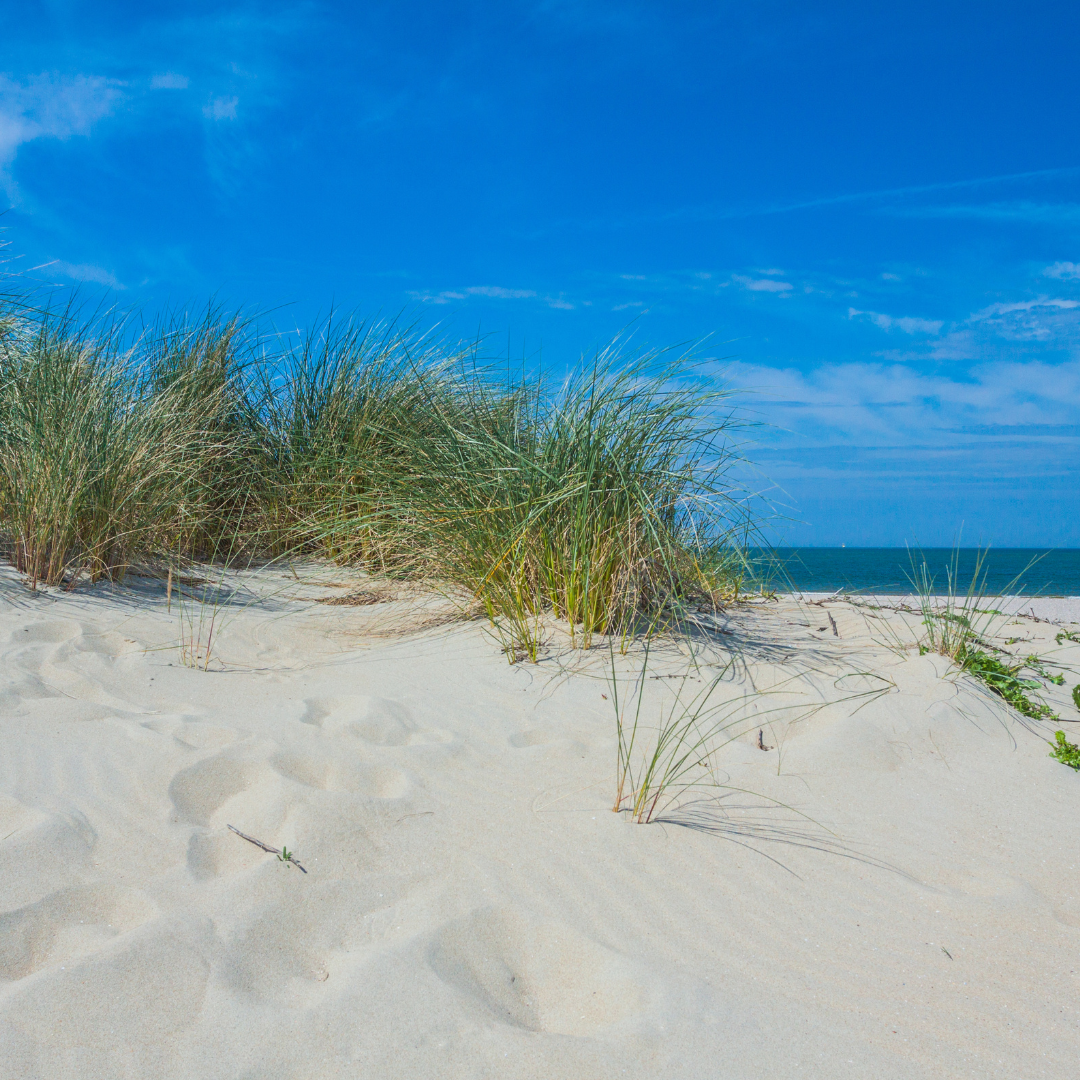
[0,295,751,653]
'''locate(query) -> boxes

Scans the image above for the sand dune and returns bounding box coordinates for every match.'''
[1,566,1078,1078]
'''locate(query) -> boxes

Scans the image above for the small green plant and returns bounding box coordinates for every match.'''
[1072,685,1080,711]
[609,647,891,823]
[1049,731,1080,770]
[1056,629,1080,645]
[175,567,228,670]
[611,643,735,823]
[904,545,1024,663]
[228,824,308,872]
[1025,655,1065,685]
[896,545,1066,721]
[961,649,1057,721]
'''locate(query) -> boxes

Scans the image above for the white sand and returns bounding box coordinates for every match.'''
[788,591,1080,624]
[1,568,1078,1078]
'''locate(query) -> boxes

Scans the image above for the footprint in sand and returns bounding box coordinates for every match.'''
[272,751,410,798]
[1,916,214,1051]
[0,804,98,909]
[301,695,452,746]
[8,619,141,711]
[428,907,646,1036]
[168,754,284,828]
[0,883,158,981]
[172,746,410,878]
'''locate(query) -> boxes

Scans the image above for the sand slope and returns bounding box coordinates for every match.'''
[0,568,1078,1078]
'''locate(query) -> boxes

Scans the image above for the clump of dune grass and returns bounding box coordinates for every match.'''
[901,545,1061,720]
[0,303,248,587]
[610,643,738,822]
[361,341,749,659]
[252,313,473,567]
[608,644,893,824]
[0,288,752,659]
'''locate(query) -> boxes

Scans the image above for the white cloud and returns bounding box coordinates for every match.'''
[863,294,1080,361]
[1043,261,1080,281]
[890,201,1080,224]
[0,74,123,198]
[881,272,902,281]
[756,268,785,276]
[613,301,644,311]
[407,284,538,305]
[971,297,1080,319]
[203,95,238,120]
[546,298,574,309]
[722,355,1080,448]
[848,308,943,335]
[733,274,793,293]
[151,73,190,90]
[49,260,124,289]
[463,285,536,299]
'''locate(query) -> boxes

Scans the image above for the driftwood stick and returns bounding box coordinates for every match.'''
[227,824,308,873]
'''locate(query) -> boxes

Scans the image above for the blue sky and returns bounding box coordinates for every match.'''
[2,1,1079,546]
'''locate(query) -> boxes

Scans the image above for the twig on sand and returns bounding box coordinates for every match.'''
[227,824,308,872]
[827,612,840,637]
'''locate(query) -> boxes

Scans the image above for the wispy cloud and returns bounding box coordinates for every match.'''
[848,308,943,335]
[203,95,238,121]
[150,73,190,90]
[0,74,124,200]
[47,260,124,289]
[733,274,793,293]
[574,165,1080,234]
[887,201,1080,224]
[408,284,541,304]
[971,297,1080,319]
[464,285,536,299]
[1044,261,1080,280]
[872,294,1080,361]
[725,355,1080,449]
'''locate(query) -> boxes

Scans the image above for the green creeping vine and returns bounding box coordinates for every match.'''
[1025,655,1065,685]
[960,649,1058,721]
[1049,731,1080,771]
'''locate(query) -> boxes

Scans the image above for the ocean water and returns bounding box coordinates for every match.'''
[748,548,1080,597]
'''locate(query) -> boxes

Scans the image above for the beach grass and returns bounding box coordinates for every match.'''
[902,545,1061,720]
[0,295,749,653]
[0,303,250,587]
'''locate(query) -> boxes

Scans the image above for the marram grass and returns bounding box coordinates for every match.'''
[0,296,751,655]
[0,305,247,586]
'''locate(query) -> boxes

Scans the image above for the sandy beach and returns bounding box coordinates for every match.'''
[1,567,1079,1079]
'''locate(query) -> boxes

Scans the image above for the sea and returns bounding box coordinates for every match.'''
[747,548,1080,597]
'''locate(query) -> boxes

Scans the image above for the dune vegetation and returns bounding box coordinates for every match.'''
[0,294,751,656]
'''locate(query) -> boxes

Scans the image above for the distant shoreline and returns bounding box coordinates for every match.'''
[779,592,1080,623]
[749,548,1080,597]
